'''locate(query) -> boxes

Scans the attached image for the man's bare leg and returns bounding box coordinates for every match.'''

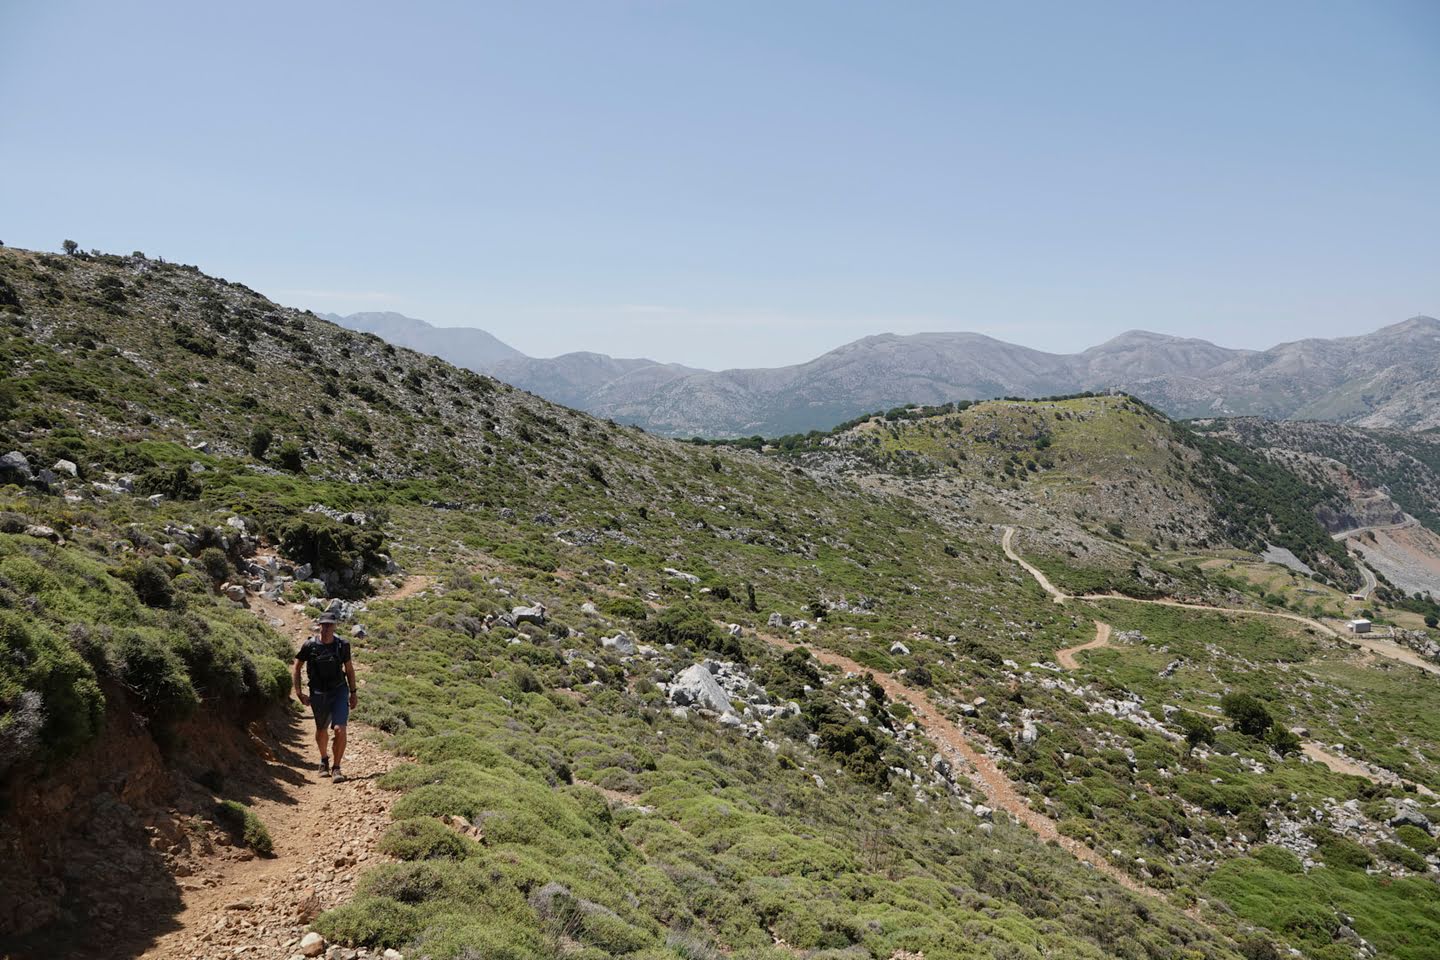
[314,723,329,761]
[332,725,347,769]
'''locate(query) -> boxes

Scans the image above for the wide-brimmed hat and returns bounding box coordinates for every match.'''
[315,610,340,625]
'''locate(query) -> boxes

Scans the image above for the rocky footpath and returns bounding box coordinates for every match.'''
[141,735,399,960]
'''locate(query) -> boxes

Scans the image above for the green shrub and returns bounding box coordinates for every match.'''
[1177,710,1215,752]
[1396,824,1437,855]
[279,514,386,581]
[114,631,199,721]
[276,440,305,473]
[598,597,648,621]
[138,464,202,501]
[214,799,274,856]
[1378,840,1429,872]
[512,665,543,694]
[248,425,273,459]
[1251,845,1302,874]
[378,817,474,860]
[1308,827,1372,871]
[120,558,175,608]
[197,546,231,584]
[312,896,423,949]
[359,861,447,904]
[1264,725,1301,757]
[637,604,741,661]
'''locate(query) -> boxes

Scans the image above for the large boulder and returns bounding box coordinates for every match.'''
[0,451,31,483]
[600,632,635,655]
[512,604,547,626]
[1390,807,1433,834]
[669,664,736,715]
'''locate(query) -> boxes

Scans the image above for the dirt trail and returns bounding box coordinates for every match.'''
[759,632,1157,900]
[1077,593,1342,638]
[139,732,397,959]
[1001,529,1440,800]
[1346,633,1440,676]
[138,575,430,959]
[1056,620,1112,670]
[1001,527,1068,603]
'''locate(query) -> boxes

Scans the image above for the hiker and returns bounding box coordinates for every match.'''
[292,610,358,781]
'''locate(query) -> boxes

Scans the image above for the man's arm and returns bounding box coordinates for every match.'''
[292,658,310,705]
[345,656,358,709]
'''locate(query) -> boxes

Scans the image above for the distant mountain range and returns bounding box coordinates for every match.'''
[325,312,1440,437]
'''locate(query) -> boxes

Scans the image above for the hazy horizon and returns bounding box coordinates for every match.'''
[3,1,1437,368]
[326,307,1436,371]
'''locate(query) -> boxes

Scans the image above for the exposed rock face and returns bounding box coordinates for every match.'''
[667,663,736,716]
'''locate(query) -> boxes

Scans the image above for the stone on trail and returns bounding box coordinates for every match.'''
[299,931,326,957]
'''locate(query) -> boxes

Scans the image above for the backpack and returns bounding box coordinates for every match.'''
[303,636,348,691]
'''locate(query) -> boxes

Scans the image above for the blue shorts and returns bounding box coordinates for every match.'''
[310,685,350,730]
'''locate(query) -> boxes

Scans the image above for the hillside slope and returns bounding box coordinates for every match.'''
[3,246,1439,960]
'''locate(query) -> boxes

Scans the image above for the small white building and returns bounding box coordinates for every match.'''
[1347,618,1372,635]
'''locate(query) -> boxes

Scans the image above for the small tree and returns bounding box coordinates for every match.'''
[248,425,273,460]
[1426,615,1438,629]
[1177,710,1216,754]
[62,239,79,256]
[1221,692,1274,738]
[1266,726,1302,757]
[276,440,304,473]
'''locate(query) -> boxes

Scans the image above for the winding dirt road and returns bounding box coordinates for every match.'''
[758,631,1155,898]
[1001,527,1068,604]
[1056,620,1112,670]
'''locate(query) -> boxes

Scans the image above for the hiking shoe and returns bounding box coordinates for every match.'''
[331,766,346,783]
[318,758,331,777]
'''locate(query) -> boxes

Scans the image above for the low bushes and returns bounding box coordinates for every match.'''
[0,534,292,772]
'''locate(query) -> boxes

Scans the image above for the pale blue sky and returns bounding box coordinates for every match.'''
[2,1,1437,368]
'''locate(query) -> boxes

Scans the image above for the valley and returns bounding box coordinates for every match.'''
[2,246,1439,960]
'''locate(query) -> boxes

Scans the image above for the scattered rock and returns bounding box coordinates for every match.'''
[890,641,910,656]
[668,664,737,716]
[299,931,326,957]
[600,632,635,655]
[1,451,32,482]
[512,604,547,626]
[1390,807,1432,834]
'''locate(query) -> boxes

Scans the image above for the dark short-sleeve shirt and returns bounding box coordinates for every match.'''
[295,637,351,691]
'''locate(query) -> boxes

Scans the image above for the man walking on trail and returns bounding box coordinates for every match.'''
[293,610,358,782]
